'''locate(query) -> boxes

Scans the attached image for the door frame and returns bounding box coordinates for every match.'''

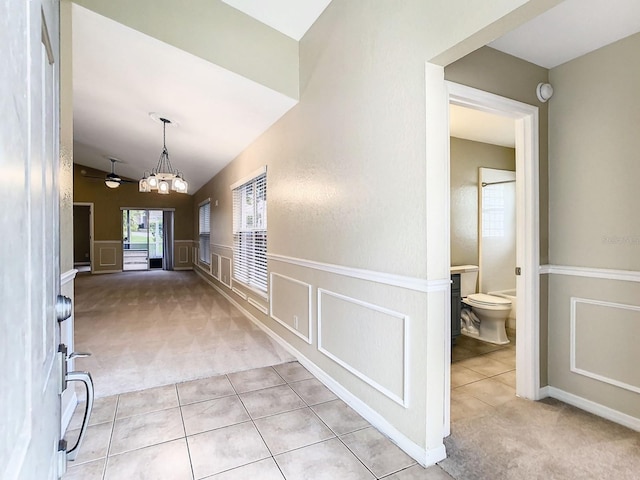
[426,64,541,438]
[73,202,94,273]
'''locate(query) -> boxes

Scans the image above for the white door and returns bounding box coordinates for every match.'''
[1,1,64,479]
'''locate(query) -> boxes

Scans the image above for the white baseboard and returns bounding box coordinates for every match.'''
[61,389,78,433]
[538,385,550,398]
[547,386,640,432]
[193,269,443,466]
[92,269,122,275]
[173,267,193,271]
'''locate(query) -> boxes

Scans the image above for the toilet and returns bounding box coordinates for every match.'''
[454,265,511,345]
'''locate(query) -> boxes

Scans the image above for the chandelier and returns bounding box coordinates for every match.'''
[139,116,188,194]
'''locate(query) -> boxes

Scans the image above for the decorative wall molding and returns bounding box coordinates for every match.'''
[540,264,640,283]
[220,256,232,288]
[61,269,78,286]
[268,253,443,293]
[317,288,409,407]
[211,253,220,280]
[176,246,189,265]
[99,247,117,267]
[92,269,122,275]
[193,268,439,466]
[212,243,233,251]
[547,386,640,433]
[269,272,313,344]
[248,297,268,315]
[570,297,640,394]
[232,286,248,300]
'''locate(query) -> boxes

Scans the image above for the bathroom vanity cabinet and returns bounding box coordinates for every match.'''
[451,273,461,344]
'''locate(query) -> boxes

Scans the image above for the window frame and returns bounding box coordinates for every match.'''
[198,199,210,265]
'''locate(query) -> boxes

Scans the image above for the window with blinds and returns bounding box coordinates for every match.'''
[232,171,267,294]
[199,201,210,264]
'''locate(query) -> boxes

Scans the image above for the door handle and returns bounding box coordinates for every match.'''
[65,370,94,462]
[56,295,72,322]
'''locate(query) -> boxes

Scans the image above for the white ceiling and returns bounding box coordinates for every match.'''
[72,4,297,191]
[72,0,640,188]
[449,105,515,148]
[221,0,332,41]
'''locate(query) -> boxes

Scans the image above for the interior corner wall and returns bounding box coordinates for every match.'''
[450,137,515,267]
[190,0,549,462]
[547,32,640,422]
[444,46,550,387]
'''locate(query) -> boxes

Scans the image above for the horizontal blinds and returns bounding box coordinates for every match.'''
[199,201,210,262]
[233,172,267,293]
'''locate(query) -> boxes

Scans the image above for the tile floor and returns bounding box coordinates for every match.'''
[63,362,452,480]
[450,330,516,423]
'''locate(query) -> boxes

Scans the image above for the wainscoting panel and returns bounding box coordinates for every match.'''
[94,241,122,273]
[220,256,232,288]
[211,253,220,279]
[318,288,409,406]
[571,297,640,394]
[270,273,312,344]
[174,240,192,270]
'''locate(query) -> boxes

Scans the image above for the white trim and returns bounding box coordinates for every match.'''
[60,269,78,286]
[173,267,193,271]
[93,240,121,244]
[119,206,175,211]
[174,239,192,243]
[211,253,220,280]
[74,202,94,273]
[229,165,267,190]
[538,385,550,398]
[212,243,233,251]
[220,256,232,288]
[92,269,122,275]
[269,272,313,344]
[232,286,248,300]
[231,278,269,300]
[445,81,541,403]
[317,288,409,407]
[540,264,640,283]
[570,297,640,394]
[193,268,441,466]
[268,253,432,292]
[198,197,211,207]
[547,386,640,433]
[99,247,117,267]
[248,297,268,315]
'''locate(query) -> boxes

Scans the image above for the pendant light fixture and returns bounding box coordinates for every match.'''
[139,115,188,194]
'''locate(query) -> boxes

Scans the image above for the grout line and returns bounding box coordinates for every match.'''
[176,383,196,480]
[101,395,119,480]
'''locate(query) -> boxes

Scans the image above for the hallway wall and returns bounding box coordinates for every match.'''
[547,32,640,423]
[191,0,557,464]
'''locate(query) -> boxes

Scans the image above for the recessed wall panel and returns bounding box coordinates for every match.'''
[270,273,311,343]
[318,289,408,406]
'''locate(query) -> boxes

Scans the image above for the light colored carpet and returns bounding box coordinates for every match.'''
[439,396,640,479]
[73,270,293,397]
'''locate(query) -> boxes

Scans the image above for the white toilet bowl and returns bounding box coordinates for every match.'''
[462,293,511,345]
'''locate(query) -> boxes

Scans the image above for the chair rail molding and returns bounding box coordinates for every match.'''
[540,264,640,282]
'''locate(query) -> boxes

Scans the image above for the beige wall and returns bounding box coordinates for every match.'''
[547,32,640,419]
[450,137,515,266]
[191,0,555,461]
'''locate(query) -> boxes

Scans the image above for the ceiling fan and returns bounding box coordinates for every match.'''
[82,158,136,188]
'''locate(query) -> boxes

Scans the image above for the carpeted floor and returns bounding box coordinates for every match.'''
[73,270,293,397]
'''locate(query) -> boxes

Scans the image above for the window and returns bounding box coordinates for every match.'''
[232,169,267,294]
[199,200,210,264]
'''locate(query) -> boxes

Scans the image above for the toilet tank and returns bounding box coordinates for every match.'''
[451,265,479,297]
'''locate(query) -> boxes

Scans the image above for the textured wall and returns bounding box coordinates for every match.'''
[450,137,515,267]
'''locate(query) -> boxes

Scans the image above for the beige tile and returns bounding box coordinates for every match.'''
[455,378,515,407]
[187,421,270,479]
[341,427,416,477]
[383,464,455,479]
[289,378,337,405]
[239,384,306,419]
[227,366,285,393]
[203,458,285,479]
[69,395,118,430]
[455,356,513,377]
[109,407,185,455]
[492,370,516,388]
[254,407,335,455]
[275,438,375,480]
[182,395,250,436]
[450,364,487,388]
[449,391,494,423]
[104,438,192,480]
[116,384,179,419]
[311,399,370,435]
[273,361,314,383]
[177,375,235,405]
[65,421,112,465]
[63,458,105,480]
[483,349,516,369]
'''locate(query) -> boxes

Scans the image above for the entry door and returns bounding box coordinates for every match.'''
[0,2,63,479]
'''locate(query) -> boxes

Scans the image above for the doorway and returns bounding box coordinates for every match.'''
[122,209,166,270]
[73,203,93,272]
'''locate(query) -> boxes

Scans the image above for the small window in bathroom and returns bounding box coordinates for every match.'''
[482,184,506,238]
